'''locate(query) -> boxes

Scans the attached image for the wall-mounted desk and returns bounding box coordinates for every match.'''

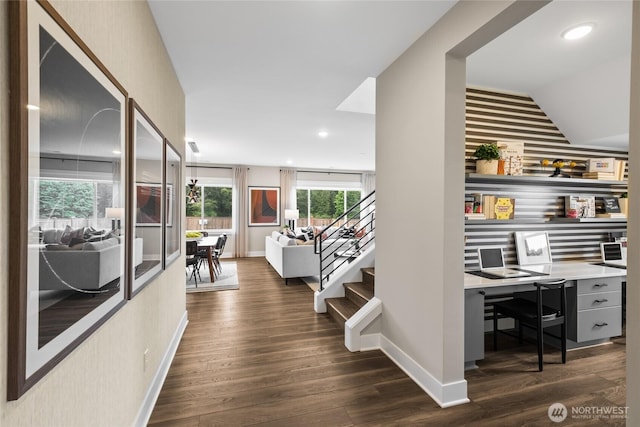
[464,262,626,369]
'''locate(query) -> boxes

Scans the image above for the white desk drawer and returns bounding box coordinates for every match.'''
[577,277,622,295]
[576,307,622,342]
[577,291,622,311]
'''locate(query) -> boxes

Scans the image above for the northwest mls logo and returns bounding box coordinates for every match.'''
[548,403,568,423]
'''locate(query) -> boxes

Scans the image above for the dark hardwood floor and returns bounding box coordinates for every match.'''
[148,258,626,426]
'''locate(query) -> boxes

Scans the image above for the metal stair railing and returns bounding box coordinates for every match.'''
[314,190,375,291]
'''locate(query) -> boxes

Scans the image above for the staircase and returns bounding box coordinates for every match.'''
[325,267,374,328]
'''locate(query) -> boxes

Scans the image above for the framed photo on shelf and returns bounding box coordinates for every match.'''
[248,187,280,226]
[514,231,552,265]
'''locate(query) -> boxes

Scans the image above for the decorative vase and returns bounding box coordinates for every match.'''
[619,198,629,217]
[476,159,498,175]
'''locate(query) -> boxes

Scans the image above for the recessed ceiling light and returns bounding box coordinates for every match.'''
[26,104,39,110]
[286,159,293,165]
[193,152,201,157]
[112,149,121,155]
[562,23,594,41]
[318,130,329,138]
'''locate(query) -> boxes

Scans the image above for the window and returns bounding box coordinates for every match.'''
[186,185,232,230]
[296,189,362,228]
[38,179,114,230]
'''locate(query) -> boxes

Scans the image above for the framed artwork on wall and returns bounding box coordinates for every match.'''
[249,187,280,226]
[8,0,128,399]
[514,231,553,265]
[135,183,163,226]
[130,99,165,297]
[164,140,181,267]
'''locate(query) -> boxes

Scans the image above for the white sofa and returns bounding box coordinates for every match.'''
[39,237,143,291]
[265,229,362,284]
[265,231,319,284]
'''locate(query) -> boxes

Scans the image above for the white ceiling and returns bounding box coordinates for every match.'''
[467,0,632,150]
[149,0,632,171]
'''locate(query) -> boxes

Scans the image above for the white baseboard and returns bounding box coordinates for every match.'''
[248,251,265,257]
[360,333,380,351]
[134,311,188,427]
[379,335,469,408]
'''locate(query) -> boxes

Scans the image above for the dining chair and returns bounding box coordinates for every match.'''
[492,279,567,371]
[211,234,227,278]
[186,240,201,285]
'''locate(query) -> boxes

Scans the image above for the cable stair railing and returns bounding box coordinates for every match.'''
[314,190,375,291]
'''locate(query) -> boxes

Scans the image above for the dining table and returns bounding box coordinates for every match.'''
[196,235,219,282]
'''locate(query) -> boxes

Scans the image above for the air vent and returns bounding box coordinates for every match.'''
[188,140,199,154]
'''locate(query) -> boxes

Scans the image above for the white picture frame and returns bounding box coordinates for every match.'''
[514,231,552,265]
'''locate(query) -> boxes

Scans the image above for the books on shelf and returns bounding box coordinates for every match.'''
[587,157,615,173]
[497,141,524,176]
[565,195,596,218]
[595,213,626,219]
[595,197,625,218]
[481,195,515,220]
[465,213,486,220]
[582,160,626,180]
[582,172,615,179]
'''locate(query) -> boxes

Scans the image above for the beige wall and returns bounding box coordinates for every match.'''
[0,1,186,425]
[376,0,549,404]
[627,1,640,423]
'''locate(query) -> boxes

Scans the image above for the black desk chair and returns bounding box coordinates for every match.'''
[492,279,567,371]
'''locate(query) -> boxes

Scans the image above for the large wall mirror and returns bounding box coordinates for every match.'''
[165,141,182,266]
[8,0,127,399]
[130,100,164,297]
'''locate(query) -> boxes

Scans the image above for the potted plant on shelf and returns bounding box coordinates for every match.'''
[473,143,501,175]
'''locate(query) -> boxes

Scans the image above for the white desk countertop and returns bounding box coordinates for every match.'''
[464,261,626,290]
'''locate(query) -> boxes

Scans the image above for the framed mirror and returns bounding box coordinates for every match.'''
[129,100,164,297]
[9,0,127,399]
[165,141,182,266]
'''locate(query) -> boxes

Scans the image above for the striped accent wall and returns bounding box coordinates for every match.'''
[465,87,628,267]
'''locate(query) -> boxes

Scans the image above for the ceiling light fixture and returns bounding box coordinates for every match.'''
[26,104,40,110]
[318,130,329,138]
[112,149,121,155]
[562,23,594,41]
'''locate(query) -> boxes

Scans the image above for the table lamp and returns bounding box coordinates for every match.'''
[105,207,124,233]
[284,209,299,230]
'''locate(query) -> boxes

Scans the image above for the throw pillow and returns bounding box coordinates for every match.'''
[43,229,61,244]
[68,237,86,247]
[59,225,73,244]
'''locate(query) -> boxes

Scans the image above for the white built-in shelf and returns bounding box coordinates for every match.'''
[465,173,627,187]
[549,217,627,223]
[465,217,626,225]
[465,218,547,225]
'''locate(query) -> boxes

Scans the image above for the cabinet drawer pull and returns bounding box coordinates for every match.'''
[593,299,609,303]
[594,322,609,327]
[593,283,609,288]
[479,290,486,296]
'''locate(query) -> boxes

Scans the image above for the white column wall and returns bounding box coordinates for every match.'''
[376,0,549,405]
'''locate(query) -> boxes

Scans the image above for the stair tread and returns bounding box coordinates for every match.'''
[344,282,374,301]
[362,267,375,276]
[325,297,360,320]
